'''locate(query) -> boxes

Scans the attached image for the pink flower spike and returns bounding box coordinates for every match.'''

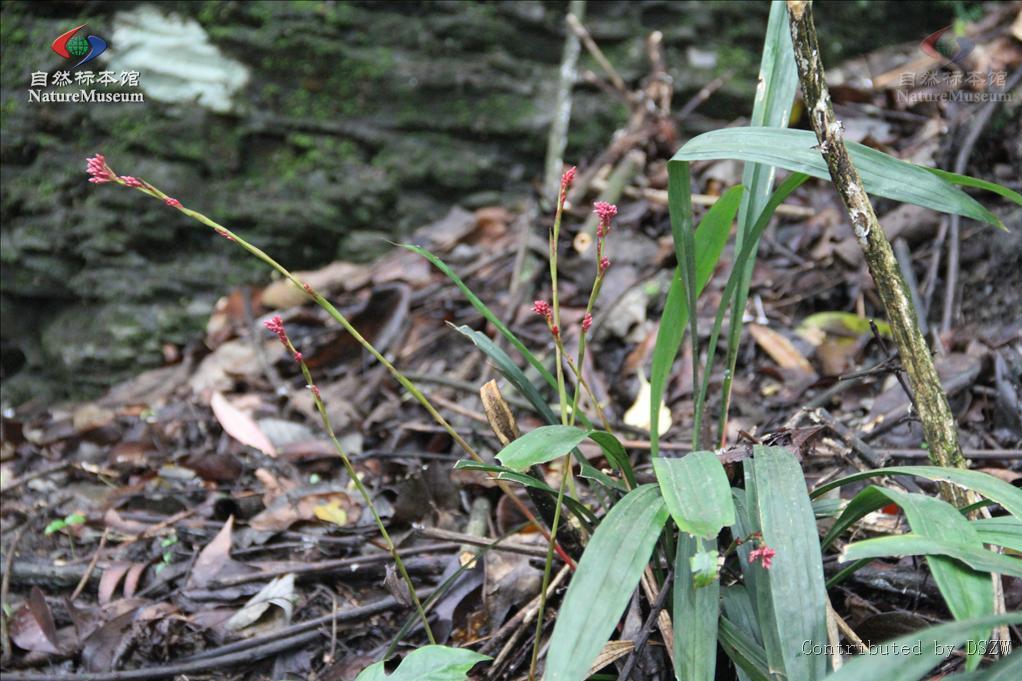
[599,256,611,273]
[121,176,143,188]
[164,197,182,208]
[593,201,618,224]
[293,351,303,363]
[560,166,576,192]
[582,313,593,332]
[749,545,776,570]
[532,300,552,319]
[86,154,116,184]
[309,384,321,398]
[263,315,288,345]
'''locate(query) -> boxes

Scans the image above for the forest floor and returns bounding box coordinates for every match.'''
[2,6,1021,680]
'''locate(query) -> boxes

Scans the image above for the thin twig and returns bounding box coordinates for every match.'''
[787,0,969,506]
[1,526,27,662]
[617,569,674,681]
[70,528,108,601]
[942,64,1022,334]
[566,13,628,94]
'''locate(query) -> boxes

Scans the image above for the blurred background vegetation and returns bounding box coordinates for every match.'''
[0,0,979,405]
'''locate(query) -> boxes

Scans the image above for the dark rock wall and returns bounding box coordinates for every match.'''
[0,0,955,403]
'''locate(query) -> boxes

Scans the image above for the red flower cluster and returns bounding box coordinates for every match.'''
[593,201,617,234]
[593,202,617,275]
[264,315,288,345]
[560,166,576,200]
[86,154,115,184]
[164,197,182,208]
[533,299,559,338]
[120,176,143,188]
[581,313,593,332]
[748,545,776,570]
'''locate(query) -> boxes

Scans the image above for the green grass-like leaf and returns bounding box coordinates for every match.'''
[674,128,1005,228]
[674,533,721,681]
[545,485,669,681]
[689,173,811,441]
[820,613,1022,681]
[811,466,1022,519]
[824,486,992,669]
[719,0,800,446]
[971,517,1022,552]
[651,184,744,455]
[405,244,558,390]
[747,445,828,681]
[841,534,1022,578]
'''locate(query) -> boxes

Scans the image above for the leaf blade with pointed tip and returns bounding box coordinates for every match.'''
[673,128,1004,228]
[545,485,669,681]
[493,425,588,472]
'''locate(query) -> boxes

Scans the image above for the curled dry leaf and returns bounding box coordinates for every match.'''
[226,573,296,632]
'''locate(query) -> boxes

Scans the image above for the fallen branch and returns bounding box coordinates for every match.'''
[787,0,968,504]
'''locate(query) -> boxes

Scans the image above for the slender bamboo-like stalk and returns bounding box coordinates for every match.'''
[786,0,968,505]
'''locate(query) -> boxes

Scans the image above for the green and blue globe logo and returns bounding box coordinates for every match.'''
[51,24,107,67]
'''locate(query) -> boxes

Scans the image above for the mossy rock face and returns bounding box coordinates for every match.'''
[0,0,963,401]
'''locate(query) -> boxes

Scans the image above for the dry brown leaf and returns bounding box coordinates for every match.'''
[10,587,62,655]
[210,391,277,457]
[748,323,815,374]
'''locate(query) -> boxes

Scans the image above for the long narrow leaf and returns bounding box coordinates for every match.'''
[668,161,700,448]
[545,485,669,681]
[924,167,1022,205]
[748,445,828,681]
[820,613,1022,681]
[690,174,810,441]
[406,244,558,390]
[650,185,744,456]
[674,128,1004,228]
[453,324,559,424]
[674,533,720,681]
[720,0,799,445]
[824,487,992,668]
[718,615,771,681]
[810,466,1022,519]
[972,517,1022,552]
[840,534,1022,577]
[654,452,735,538]
[452,460,598,526]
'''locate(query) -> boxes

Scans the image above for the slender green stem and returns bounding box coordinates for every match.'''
[529,452,571,681]
[568,274,604,426]
[287,346,435,642]
[100,170,577,565]
[549,202,570,426]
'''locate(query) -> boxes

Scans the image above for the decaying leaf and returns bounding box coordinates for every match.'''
[210,391,277,457]
[10,587,62,655]
[226,573,296,632]
[624,371,672,433]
